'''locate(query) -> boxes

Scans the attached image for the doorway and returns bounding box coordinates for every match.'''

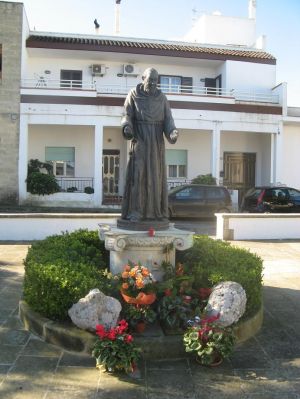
[223,152,256,204]
[102,150,120,199]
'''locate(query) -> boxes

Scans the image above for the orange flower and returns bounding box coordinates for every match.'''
[122,271,129,278]
[141,268,150,277]
[124,265,131,272]
[129,270,136,277]
[135,278,144,289]
[122,282,129,290]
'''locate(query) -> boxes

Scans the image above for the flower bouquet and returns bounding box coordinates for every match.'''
[92,319,141,373]
[120,263,156,305]
[183,314,235,366]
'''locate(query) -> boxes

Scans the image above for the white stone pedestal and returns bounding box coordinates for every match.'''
[98,223,194,281]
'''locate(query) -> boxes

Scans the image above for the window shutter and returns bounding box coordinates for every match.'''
[45,147,75,162]
[181,77,193,93]
[165,150,187,165]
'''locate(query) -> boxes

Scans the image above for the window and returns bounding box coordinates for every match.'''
[45,147,75,176]
[165,149,187,178]
[160,76,181,93]
[60,70,82,88]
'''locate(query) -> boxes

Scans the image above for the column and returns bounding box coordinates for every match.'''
[18,115,28,204]
[93,123,103,207]
[211,121,221,185]
[273,122,283,185]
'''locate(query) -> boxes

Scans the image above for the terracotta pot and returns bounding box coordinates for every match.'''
[196,354,223,367]
[120,290,156,305]
[135,321,146,333]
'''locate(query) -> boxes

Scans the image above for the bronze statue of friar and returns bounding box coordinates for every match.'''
[117,67,178,231]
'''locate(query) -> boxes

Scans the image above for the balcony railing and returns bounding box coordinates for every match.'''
[22,78,96,90]
[21,78,280,104]
[55,177,94,193]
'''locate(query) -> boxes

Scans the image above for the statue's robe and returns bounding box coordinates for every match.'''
[121,83,177,221]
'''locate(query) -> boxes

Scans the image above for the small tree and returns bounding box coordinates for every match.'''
[191,173,216,185]
[26,159,60,195]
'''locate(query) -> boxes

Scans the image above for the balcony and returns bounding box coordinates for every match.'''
[21,78,280,105]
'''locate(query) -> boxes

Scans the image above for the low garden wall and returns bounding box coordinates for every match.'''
[216,213,300,240]
[0,213,119,240]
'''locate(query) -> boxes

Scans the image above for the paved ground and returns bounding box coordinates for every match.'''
[1,238,300,398]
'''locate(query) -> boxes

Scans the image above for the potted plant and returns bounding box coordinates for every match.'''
[119,263,156,305]
[158,294,193,333]
[183,314,235,366]
[92,319,141,373]
[122,304,157,332]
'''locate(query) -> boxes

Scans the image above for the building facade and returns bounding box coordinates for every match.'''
[1,0,300,209]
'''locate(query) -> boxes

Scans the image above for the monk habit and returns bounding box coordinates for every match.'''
[121,83,177,222]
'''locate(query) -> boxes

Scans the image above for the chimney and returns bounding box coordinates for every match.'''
[115,0,121,35]
[248,0,256,19]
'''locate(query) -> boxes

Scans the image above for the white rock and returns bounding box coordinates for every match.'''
[205,281,247,327]
[68,289,122,331]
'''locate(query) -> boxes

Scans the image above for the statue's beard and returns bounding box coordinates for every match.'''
[144,85,156,95]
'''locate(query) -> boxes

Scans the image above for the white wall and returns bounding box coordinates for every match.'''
[225,61,276,91]
[184,14,256,47]
[28,125,95,177]
[281,125,300,189]
[221,131,271,185]
[165,129,211,179]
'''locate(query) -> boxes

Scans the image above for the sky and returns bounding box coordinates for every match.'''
[8,0,300,106]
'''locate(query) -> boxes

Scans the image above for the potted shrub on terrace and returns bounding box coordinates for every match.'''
[183,314,235,366]
[92,319,141,373]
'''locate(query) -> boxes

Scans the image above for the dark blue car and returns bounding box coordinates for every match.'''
[240,186,300,213]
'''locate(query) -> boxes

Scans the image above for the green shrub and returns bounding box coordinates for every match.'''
[23,230,110,320]
[179,235,263,319]
[191,173,216,185]
[84,186,94,194]
[26,171,60,195]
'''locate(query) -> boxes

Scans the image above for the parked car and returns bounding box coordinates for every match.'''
[240,186,300,213]
[168,184,232,218]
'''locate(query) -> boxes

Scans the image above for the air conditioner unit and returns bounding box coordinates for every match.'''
[91,64,106,76]
[123,64,139,76]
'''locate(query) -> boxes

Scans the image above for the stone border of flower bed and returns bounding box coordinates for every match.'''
[19,300,263,359]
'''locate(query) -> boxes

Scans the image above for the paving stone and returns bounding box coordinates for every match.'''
[0,379,48,399]
[59,352,96,367]
[53,366,100,390]
[230,349,272,369]
[0,328,30,345]
[0,364,10,384]
[0,344,22,365]
[21,336,62,357]
[45,388,98,399]
[147,366,194,397]
[96,377,146,399]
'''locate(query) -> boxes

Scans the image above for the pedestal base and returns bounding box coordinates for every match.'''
[98,223,194,281]
[117,218,169,231]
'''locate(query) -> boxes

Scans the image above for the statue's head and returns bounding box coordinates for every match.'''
[142,68,159,95]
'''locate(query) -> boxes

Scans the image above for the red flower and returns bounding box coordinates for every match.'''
[164,288,172,296]
[198,288,212,300]
[107,330,117,340]
[95,324,107,338]
[125,334,133,343]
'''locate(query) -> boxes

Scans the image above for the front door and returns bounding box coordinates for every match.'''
[223,152,256,204]
[102,150,120,198]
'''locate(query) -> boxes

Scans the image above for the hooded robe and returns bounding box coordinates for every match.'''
[121,83,177,221]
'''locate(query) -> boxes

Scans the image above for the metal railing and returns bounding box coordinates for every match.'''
[22,78,96,90]
[55,177,94,193]
[167,179,192,191]
[21,78,280,104]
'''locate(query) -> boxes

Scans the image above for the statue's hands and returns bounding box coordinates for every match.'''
[123,125,134,140]
[170,129,178,142]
